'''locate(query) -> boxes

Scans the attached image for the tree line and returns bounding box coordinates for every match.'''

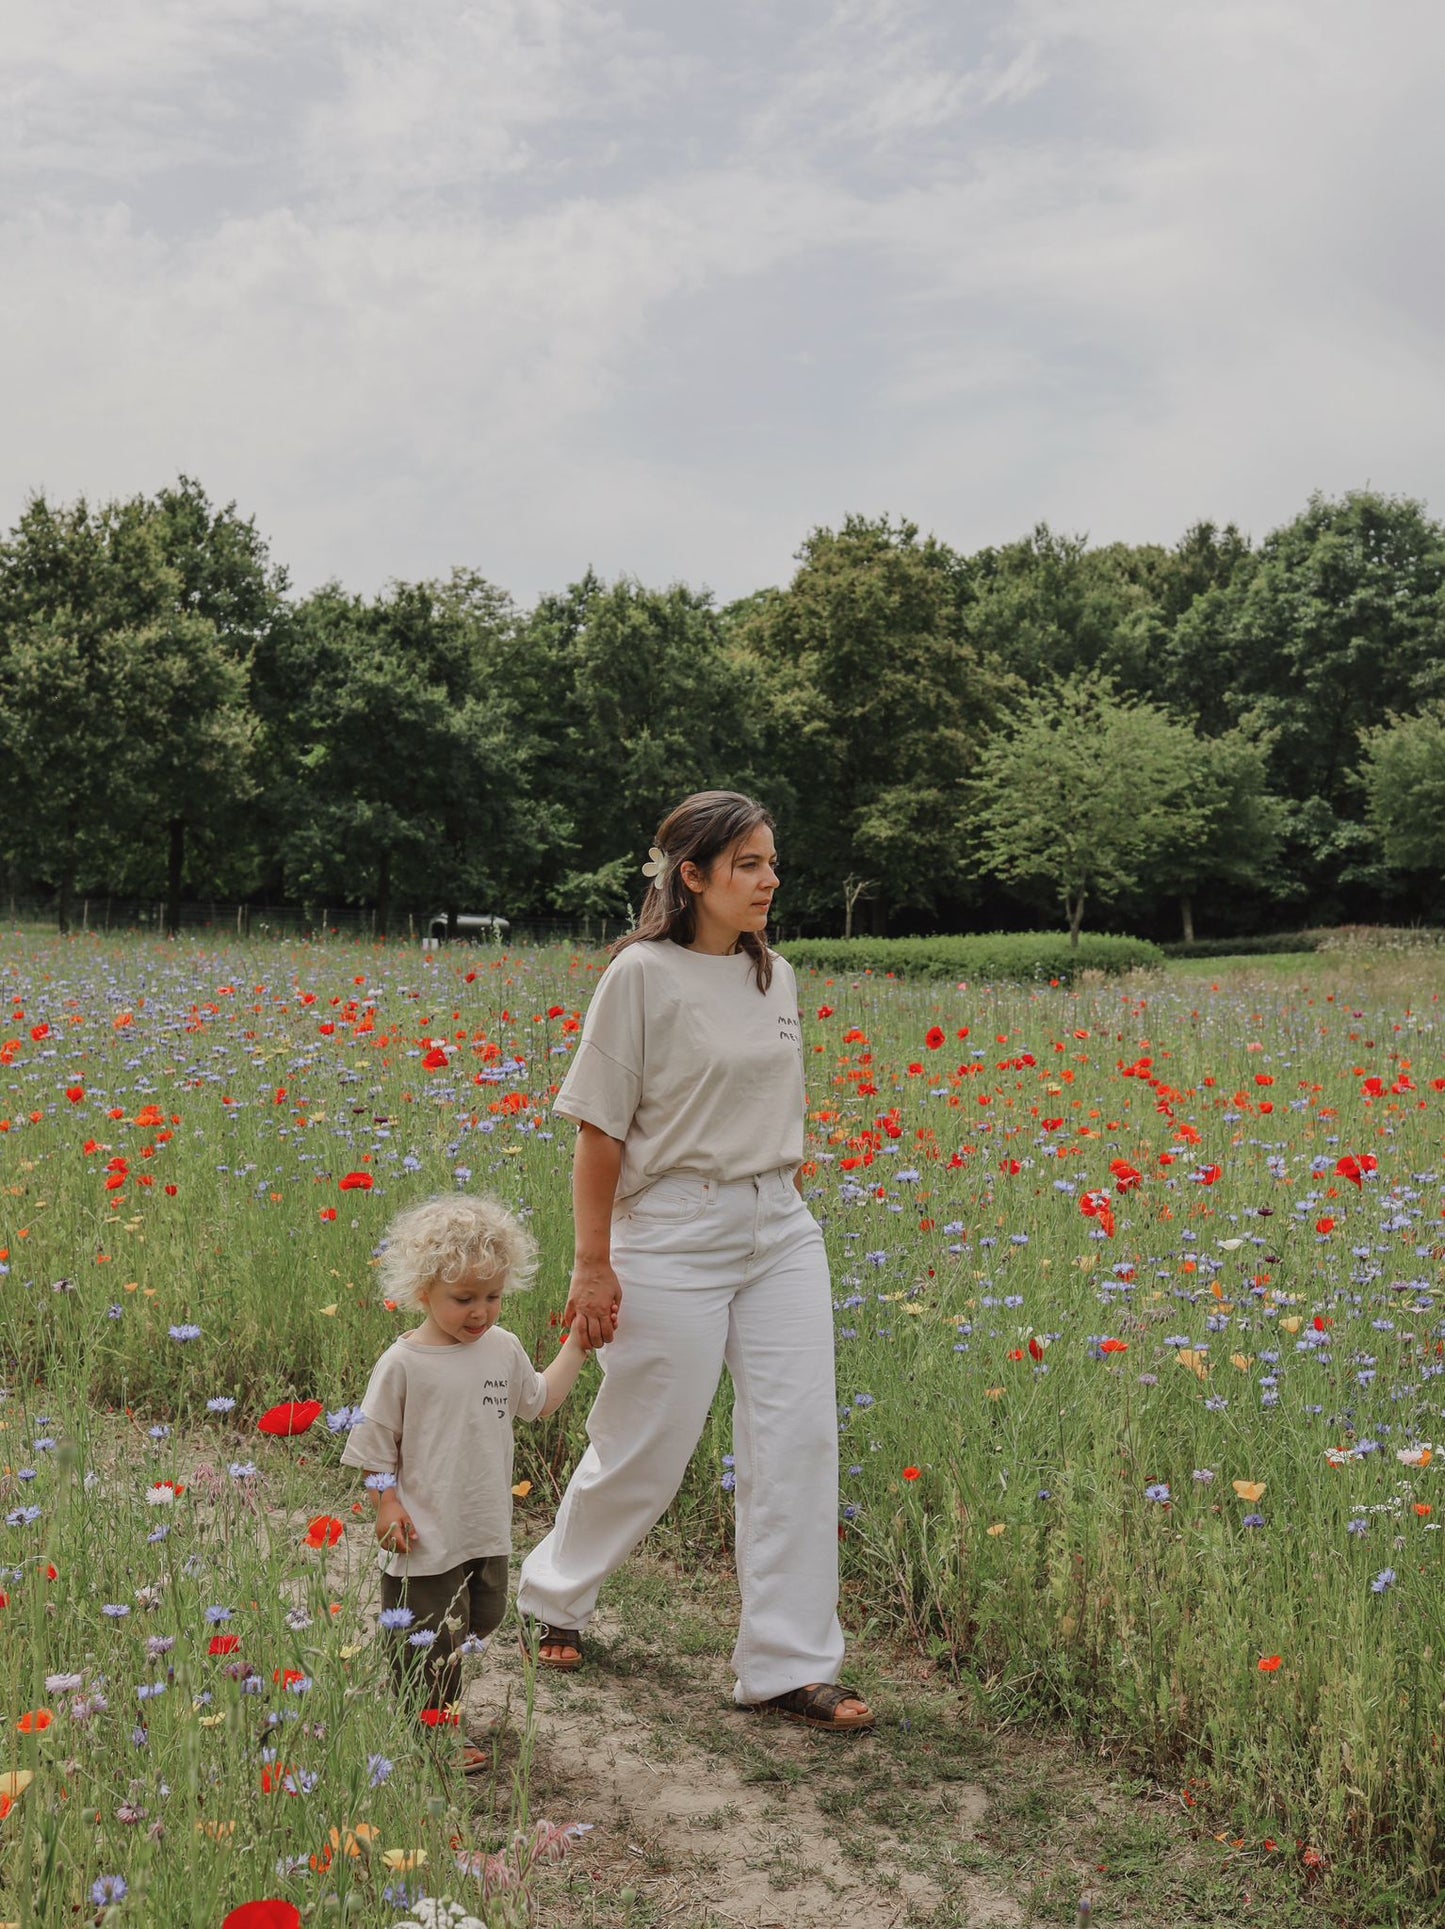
[2,478,1443,944]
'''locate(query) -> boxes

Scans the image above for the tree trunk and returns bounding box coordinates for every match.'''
[445,905,459,940]
[1180,895,1195,945]
[165,817,185,937]
[57,862,74,936]
[1068,890,1086,948]
[376,851,391,939]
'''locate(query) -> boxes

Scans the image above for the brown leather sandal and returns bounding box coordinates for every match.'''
[518,1619,583,1672]
[748,1682,874,1732]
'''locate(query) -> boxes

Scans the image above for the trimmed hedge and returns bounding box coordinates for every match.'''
[778,931,1164,984]
[1160,933,1321,959]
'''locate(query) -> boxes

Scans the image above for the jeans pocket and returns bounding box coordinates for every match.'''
[626,1173,712,1226]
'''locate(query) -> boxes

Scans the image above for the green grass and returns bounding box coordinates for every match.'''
[2,932,1443,1918]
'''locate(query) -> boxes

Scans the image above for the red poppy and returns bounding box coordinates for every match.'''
[65,1086,84,1104]
[15,1708,53,1732]
[421,1048,449,1070]
[209,1635,240,1655]
[29,1024,50,1042]
[304,1516,344,1549]
[134,1105,165,1128]
[223,1903,303,1929]
[1195,1164,1223,1186]
[925,1027,945,1050]
[338,1172,373,1192]
[257,1400,324,1437]
[319,1207,337,1222]
[272,1668,308,1688]
[816,1005,834,1019]
[1316,1217,1335,1235]
[1028,1336,1045,1362]
[418,1707,460,1726]
[1257,1655,1282,1673]
[1335,1153,1378,1187]
[1109,1159,1142,1193]
[1099,1339,1129,1355]
[902,1466,922,1481]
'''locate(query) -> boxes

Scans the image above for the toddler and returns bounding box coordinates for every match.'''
[341,1195,586,1739]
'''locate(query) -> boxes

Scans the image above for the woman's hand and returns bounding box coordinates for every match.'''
[375,1493,418,1555]
[564,1258,622,1349]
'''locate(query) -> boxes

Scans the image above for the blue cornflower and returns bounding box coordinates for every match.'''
[102,1603,130,1618]
[6,1506,42,1527]
[1242,1513,1267,1529]
[378,1606,415,1631]
[168,1323,202,1342]
[228,1462,257,1480]
[406,1631,437,1650]
[1371,1568,1397,1593]
[1144,1483,1171,1503]
[364,1471,397,1491]
[368,1753,395,1787]
[90,1875,128,1906]
[206,1396,236,1414]
[1347,1517,1369,1536]
[720,1471,736,1493]
[853,1393,875,1409]
[204,1605,232,1624]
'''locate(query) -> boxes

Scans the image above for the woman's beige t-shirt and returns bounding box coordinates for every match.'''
[553,941,805,1207]
[340,1326,547,1577]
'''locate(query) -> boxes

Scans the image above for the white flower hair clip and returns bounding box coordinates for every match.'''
[641,845,670,888]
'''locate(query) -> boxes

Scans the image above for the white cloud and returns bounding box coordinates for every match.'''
[2,0,1442,600]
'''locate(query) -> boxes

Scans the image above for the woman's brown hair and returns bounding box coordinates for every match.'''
[609,791,776,992]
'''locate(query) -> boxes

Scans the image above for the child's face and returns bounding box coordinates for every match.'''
[420,1268,506,1344]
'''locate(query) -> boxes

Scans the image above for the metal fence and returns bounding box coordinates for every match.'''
[2,898,628,947]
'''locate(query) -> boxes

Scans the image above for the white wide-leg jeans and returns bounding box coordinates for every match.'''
[517,1166,845,1704]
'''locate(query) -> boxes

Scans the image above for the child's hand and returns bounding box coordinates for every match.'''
[375,1496,418,1555]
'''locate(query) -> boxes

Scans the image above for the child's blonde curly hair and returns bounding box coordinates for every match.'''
[377,1194,537,1308]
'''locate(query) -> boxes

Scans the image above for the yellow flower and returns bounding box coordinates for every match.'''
[0,1771,34,1802]
[1278,1316,1302,1334]
[986,1523,1007,1537]
[381,1849,428,1873]
[1177,1350,1209,1381]
[1230,1354,1253,1372]
[1232,1480,1266,1504]
[511,1480,532,1499]
[319,1303,338,1317]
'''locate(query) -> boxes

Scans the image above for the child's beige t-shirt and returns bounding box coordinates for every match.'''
[340,1325,547,1577]
[553,941,805,1208]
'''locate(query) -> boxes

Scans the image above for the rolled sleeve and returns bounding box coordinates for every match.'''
[339,1356,403,1472]
[552,953,644,1140]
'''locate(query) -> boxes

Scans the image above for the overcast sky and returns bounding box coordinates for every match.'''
[5,0,1442,605]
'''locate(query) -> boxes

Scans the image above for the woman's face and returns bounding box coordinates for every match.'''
[683,825,779,936]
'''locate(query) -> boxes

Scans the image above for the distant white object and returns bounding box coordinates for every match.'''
[426,913,510,940]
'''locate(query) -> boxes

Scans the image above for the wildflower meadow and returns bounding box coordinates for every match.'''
[1,931,1442,1921]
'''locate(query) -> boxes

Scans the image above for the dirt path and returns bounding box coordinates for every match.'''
[460,1555,1298,1929]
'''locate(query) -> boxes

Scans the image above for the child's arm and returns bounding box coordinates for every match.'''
[366,1473,419,1556]
[537,1327,589,1419]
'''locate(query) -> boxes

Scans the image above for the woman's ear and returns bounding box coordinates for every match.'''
[678,859,705,896]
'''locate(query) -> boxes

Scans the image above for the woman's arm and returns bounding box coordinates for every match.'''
[564,1120,625,1348]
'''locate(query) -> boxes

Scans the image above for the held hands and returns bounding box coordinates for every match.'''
[375,1494,418,1556]
[564,1257,622,1350]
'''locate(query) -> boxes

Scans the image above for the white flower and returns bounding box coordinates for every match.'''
[640,845,670,887]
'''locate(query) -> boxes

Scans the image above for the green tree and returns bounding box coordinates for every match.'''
[969,678,1202,945]
[514,574,766,915]
[1359,704,1445,885]
[1139,725,1286,941]
[255,573,549,935]
[0,483,276,933]
[1160,492,1445,904]
[734,515,1006,928]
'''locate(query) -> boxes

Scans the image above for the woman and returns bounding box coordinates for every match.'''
[517,790,873,1731]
